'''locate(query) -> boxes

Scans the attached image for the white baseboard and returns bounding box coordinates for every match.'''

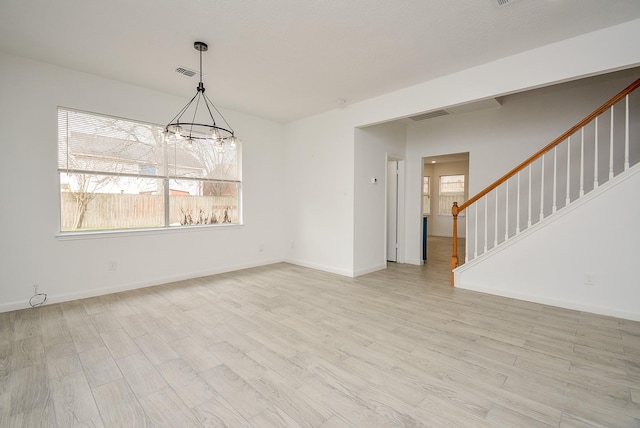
[353,264,387,277]
[283,258,354,277]
[457,281,640,322]
[0,258,284,314]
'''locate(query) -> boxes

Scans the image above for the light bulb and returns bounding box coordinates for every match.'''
[211,128,221,141]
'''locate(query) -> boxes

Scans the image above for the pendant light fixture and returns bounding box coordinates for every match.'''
[164,41,237,147]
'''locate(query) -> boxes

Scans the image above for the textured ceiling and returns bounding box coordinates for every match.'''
[1,0,640,123]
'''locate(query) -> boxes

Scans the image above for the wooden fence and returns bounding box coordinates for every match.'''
[60,193,238,230]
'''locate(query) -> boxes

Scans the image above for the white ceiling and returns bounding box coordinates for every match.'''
[423,153,470,166]
[1,0,640,123]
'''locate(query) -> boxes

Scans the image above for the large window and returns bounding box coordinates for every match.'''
[58,108,241,232]
[439,174,465,215]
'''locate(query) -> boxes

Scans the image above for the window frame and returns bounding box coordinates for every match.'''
[57,107,242,235]
[438,174,465,216]
[422,176,430,216]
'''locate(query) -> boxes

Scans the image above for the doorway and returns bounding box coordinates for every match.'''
[421,153,469,267]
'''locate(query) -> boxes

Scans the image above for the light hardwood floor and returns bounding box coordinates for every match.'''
[1,237,639,427]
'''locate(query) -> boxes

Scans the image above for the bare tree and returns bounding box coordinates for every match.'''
[66,173,113,229]
[185,140,238,196]
[60,111,164,230]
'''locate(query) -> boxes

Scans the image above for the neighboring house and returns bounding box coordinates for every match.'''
[0,18,639,321]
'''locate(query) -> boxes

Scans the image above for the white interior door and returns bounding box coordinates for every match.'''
[387,160,398,262]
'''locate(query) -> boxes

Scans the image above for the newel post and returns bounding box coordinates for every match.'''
[451,202,459,286]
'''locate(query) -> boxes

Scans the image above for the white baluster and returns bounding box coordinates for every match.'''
[465,208,469,263]
[494,188,498,248]
[625,95,630,171]
[474,203,478,258]
[553,146,557,213]
[594,117,599,189]
[484,195,488,253]
[516,171,521,234]
[527,164,532,227]
[579,127,584,198]
[505,180,509,241]
[609,106,614,180]
[540,154,545,221]
[566,137,571,206]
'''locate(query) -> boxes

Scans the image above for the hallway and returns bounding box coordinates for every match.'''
[422,236,466,285]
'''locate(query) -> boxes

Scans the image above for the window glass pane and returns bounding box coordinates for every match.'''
[167,138,239,181]
[169,179,239,226]
[423,176,430,216]
[58,109,164,177]
[60,173,164,231]
[439,174,465,194]
[439,174,465,215]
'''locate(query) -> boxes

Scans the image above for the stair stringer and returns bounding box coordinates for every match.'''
[454,163,640,321]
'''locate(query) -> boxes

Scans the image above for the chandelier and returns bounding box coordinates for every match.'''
[164,41,237,147]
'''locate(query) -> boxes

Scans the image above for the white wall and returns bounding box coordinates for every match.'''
[455,165,640,321]
[283,110,355,276]
[0,52,286,312]
[353,122,406,275]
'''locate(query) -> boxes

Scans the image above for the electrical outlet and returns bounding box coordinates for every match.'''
[584,272,595,286]
[108,261,118,271]
[258,244,264,252]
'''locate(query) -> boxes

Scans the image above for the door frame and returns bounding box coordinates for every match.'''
[386,155,405,264]
[421,152,470,265]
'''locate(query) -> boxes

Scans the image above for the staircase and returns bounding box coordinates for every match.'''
[450,77,640,286]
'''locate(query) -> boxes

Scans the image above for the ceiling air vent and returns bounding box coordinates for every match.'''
[175,67,197,77]
[497,0,521,6]
[409,110,449,121]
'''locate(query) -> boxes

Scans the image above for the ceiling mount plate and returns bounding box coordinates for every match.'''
[194,41,208,52]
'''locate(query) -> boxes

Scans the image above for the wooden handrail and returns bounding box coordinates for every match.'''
[458,77,640,214]
[450,76,640,285]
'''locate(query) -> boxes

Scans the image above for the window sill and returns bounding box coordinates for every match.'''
[56,223,244,241]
